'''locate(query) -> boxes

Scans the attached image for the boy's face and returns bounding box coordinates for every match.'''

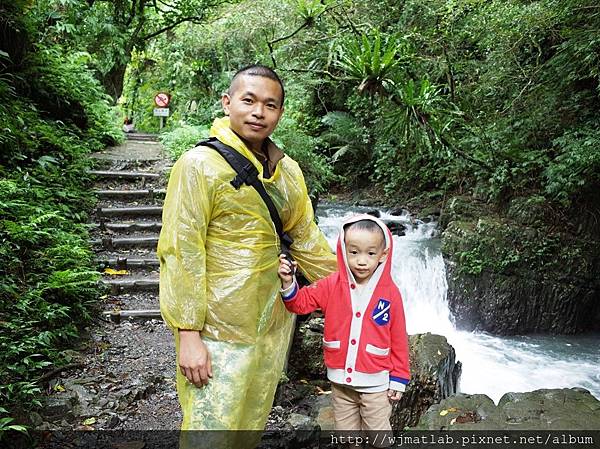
[344,227,388,285]
[222,74,284,149]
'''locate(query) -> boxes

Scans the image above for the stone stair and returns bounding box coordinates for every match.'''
[89,135,170,321]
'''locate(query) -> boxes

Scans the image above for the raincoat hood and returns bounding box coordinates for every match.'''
[337,214,394,289]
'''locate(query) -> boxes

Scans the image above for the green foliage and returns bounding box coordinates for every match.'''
[544,125,600,206]
[159,124,210,160]
[1,2,115,434]
[335,30,408,94]
[296,0,328,21]
[319,111,370,180]
[273,114,336,196]
[446,214,587,279]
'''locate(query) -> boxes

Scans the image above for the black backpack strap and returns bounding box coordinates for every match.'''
[196,137,294,254]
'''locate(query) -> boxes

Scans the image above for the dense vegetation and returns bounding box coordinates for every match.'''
[2,0,599,436]
[0,1,121,437]
[128,0,600,210]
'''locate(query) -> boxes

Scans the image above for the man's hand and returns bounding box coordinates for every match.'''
[388,389,403,401]
[178,330,213,388]
[278,254,297,290]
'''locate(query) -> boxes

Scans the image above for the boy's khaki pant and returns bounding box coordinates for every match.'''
[331,383,394,448]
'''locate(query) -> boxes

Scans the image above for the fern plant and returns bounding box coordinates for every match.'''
[335,30,408,94]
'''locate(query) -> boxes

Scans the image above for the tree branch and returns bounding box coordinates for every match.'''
[36,363,84,384]
[141,15,204,41]
[269,21,310,47]
[126,0,137,27]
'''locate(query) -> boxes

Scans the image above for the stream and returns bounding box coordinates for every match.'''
[316,203,600,403]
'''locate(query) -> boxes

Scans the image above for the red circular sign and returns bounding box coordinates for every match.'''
[154,92,170,107]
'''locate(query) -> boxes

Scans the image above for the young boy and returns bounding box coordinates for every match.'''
[278,214,410,437]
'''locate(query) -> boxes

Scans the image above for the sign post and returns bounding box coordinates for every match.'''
[153,93,170,129]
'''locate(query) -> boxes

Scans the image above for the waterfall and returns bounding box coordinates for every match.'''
[317,204,600,402]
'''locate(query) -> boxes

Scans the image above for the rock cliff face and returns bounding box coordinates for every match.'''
[440,195,600,335]
[415,388,600,430]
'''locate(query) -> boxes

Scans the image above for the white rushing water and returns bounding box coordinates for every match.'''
[317,204,600,403]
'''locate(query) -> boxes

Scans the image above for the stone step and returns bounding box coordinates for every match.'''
[102,277,159,294]
[125,132,159,142]
[94,189,166,200]
[97,206,163,217]
[92,236,159,250]
[93,222,163,233]
[103,309,162,323]
[97,257,159,270]
[89,170,161,180]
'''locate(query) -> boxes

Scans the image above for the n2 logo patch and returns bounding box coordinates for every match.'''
[372,299,390,326]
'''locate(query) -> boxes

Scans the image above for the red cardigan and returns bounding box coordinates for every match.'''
[282,214,410,391]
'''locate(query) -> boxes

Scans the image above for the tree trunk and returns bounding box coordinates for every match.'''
[102,62,129,102]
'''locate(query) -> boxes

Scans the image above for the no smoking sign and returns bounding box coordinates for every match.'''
[154,92,170,108]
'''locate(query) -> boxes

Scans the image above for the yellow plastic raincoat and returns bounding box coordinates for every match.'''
[158,117,336,437]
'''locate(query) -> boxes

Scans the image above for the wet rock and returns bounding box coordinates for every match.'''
[312,395,335,431]
[415,388,600,430]
[43,396,75,421]
[390,207,409,216]
[385,221,406,236]
[30,411,44,427]
[287,413,319,432]
[420,205,442,218]
[108,414,120,429]
[287,318,327,379]
[391,333,461,429]
[365,209,381,218]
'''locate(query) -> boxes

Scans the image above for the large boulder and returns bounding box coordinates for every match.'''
[391,333,461,429]
[415,388,600,430]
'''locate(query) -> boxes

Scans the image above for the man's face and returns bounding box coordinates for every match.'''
[222,74,284,148]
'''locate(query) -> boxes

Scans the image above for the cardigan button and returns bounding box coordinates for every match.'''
[347,368,353,373]
[350,339,356,345]
[346,377,352,383]
[355,312,361,318]
[350,284,356,289]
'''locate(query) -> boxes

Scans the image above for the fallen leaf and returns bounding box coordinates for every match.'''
[82,417,96,426]
[439,410,449,416]
[104,268,129,275]
[300,379,308,384]
[437,350,442,355]
[53,384,65,392]
[448,407,458,412]
[450,418,457,425]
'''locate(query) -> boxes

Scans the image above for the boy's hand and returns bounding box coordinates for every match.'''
[278,253,297,289]
[388,389,403,401]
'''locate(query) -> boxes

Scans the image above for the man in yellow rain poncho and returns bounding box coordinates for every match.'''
[157,65,336,446]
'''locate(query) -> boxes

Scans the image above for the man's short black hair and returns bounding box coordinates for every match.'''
[229,64,285,105]
[344,219,386,248]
